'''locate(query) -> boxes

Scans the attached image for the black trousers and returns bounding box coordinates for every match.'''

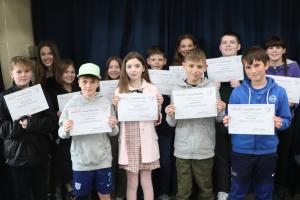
[275,118,297,192]
[213,122,232,193]
[10,163,48,200]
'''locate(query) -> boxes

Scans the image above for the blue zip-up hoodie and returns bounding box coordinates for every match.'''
[229,77,291,155]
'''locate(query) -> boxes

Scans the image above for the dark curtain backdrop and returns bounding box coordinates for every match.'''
[31,0,300,73]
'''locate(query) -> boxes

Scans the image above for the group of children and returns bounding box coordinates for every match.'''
[0,31,299,200]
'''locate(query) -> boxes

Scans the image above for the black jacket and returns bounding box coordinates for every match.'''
[0,84,57,166]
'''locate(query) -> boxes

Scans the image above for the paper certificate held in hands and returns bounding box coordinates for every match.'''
[99,80,119,101]
[228,104,275,135]
[57,92,80,111]
[206,55,244,82]
[267,75,300,103]
[169,66,187,81]
[149,69,177,95]
[117,93,158,121]
[68,104,112,136]
[4,84,49,120]
[172,87,217,119]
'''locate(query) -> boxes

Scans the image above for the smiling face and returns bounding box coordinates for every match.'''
[125,58,145,82]
[11,64,33,89]
[40,46,54,70]
[266,46,286,64]
[178,38,196,57]
[147,54,166,70]
[219,35,241,57]
[107,59,121,80]
[78,76,100,99]
[243,59,268,86]
[183,59,207,85]
[62,65,76,85]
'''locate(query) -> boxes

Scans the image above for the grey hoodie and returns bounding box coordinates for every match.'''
[58,92,119,171]
[166,78,224,160]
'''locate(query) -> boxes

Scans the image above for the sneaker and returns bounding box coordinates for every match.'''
[116,198,124,200]
[157,194,171,200]
[217,192,228,200]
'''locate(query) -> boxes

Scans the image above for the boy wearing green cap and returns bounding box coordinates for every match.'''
[58,63,119,200]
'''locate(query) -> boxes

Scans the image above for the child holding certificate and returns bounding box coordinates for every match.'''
[214,31,242,200]
[172,34,197,66]
[165,48,226,200]
[223,46,292,200]
[104,56,127,200]
[53,58,79,199]
[35,40,62,198]
[58,63,119,200]
[147,46,176,200]
[265,36,300,199]
[112,52,163,200]
[0,56,57,200]
[104,56,122,80]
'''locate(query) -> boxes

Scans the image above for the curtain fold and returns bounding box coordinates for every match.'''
[31,0,300,71]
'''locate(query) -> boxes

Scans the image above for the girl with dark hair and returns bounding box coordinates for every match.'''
[104,56,122,80]
[172,34,197,66]
[265,36,300,199]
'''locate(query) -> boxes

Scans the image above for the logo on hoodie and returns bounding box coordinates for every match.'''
[269,95,277,103]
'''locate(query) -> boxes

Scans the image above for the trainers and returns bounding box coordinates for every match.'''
[217,192,228,200]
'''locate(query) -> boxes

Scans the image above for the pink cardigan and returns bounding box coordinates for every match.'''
[115,80,161,165]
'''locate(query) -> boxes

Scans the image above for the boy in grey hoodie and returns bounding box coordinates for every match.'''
[165,48,226,200]
[58,63,119,200]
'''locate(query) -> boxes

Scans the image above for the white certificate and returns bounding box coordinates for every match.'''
[149,70,177,95]
[267,75,300,103]
[206,55,244,82]
[100,80,119,100]
[228,104,275,135]
[169,66,187,81]
[4,84,49,120]
[172,87,217,119]
[68,104,112,136]
[57,92,80,111]
[118,93,158,121]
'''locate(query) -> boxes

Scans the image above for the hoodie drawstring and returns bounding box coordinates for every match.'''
[248,87,271,104]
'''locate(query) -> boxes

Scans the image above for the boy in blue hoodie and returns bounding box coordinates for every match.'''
[223,46,291,200]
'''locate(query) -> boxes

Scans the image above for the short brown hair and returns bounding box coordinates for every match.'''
[10,56,34,71]
[147,46,166,58]
[184,48,206,63]
[242,46,269,65]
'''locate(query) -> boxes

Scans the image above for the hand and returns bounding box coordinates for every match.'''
[112,95,120,109]
[63,120,73,132]
[57,111,62,118]
[19,119,29,129]
[108,116,118,128]
[223,115,230,127]
[165,105,176,119]
[289,103,295,108]
[216,100,226,112]
[157,94,164,106]
[215,81,221,90]
[274,116,283,129]
[230,80,240,88]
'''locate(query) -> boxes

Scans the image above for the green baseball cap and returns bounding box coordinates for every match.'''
[77,63,101,79]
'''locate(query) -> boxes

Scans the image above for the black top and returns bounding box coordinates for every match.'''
[0,83,57,166]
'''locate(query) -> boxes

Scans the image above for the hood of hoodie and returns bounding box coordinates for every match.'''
[240,77,278,104]
[177,77,212,89]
